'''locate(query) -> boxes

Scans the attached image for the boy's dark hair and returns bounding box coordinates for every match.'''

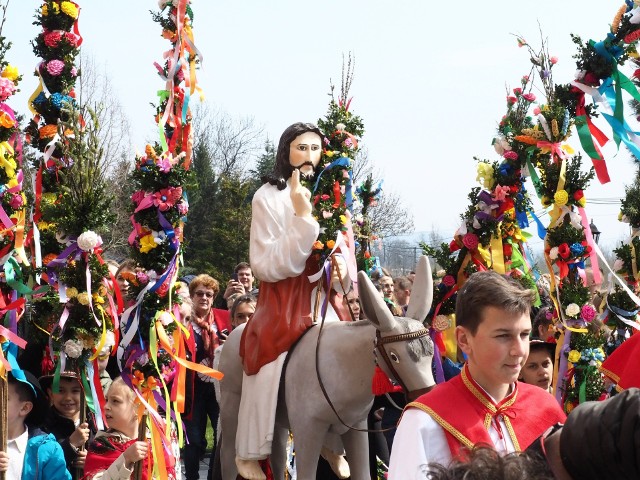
[9,371,47,427]
[234,262,251,273]
[9,373,37,403]
[456,271,536,335]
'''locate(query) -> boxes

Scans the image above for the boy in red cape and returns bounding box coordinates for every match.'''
[388,271,565,478]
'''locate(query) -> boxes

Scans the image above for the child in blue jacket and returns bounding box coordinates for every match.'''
[0,371,70,480]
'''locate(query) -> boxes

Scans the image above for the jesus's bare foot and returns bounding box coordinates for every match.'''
[235,457,266,480]
[321,446,350,479]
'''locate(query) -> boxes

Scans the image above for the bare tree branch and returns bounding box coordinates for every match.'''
[191,103,264,178]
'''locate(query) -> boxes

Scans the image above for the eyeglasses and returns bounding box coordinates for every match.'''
[195,291,214,298]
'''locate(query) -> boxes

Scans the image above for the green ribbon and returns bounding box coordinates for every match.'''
[80,368,96,414]
[574,115,602,160]
[4,257,33,295]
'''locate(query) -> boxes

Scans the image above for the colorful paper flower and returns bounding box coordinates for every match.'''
[44,30,63,48]
[462,233,479,251]
[565,303,581,317]
[61,1,79,18]
[76,292,90,306]
[0,112,15,128]
[503,151,518,161]
[46,60,65,77]
[523,93,536,102]
[476,163,495,189]
[153,186,182,211]
[581,304,597,322]
[433,315,452,332]
[569,242,585,257]
[64,339,83,359]
[568,349,581,363]
[0,78,16,102]
[140,233,159,253]
[492,184,511,202]
[557,243,571,259]
[548,246,559,260]
[442,275,456,287]
[77,230,103,251]
[1,65,18,82]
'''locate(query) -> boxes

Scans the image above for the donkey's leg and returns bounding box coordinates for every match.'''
[290,421,328,480]
[341,422,371,480]
[270,426,289,480]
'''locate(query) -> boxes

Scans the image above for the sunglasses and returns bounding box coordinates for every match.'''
[195,291,214,298]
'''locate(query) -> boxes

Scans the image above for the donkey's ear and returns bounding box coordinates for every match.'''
[405,256,433,323]
[358,270,396,332]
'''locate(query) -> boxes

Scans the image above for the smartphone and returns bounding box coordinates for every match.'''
[231,273,238,282]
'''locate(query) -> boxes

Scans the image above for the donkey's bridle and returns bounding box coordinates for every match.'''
[375,328,433,402]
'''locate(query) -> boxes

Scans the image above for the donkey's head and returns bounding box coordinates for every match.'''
[359,256,436,399]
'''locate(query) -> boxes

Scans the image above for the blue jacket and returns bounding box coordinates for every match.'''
[21,427,71,480]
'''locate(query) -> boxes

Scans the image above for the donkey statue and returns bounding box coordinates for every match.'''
[218,255,436,480]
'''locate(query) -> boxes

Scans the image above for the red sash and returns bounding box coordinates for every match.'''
[406,364,566,458]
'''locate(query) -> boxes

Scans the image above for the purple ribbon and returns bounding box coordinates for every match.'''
[430,329,445,384]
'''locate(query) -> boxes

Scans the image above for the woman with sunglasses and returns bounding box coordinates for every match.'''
[183,274,231,480]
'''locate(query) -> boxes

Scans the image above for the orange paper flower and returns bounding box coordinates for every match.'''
[0,112,15,128]
[38,124,57,139]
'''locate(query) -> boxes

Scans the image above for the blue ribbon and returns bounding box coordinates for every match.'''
[2,341,35,396]
[601,112,640,158]
[528,209,547,240]
[312,157,351,194]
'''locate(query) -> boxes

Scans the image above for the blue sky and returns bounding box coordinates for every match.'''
[2,0,637,253]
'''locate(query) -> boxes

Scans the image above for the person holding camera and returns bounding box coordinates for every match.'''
[183,274,232,480]
[222,262,258,309]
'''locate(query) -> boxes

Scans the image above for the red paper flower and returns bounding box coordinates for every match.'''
[557,243,571,260]
[44,30,62,48]
[523,93,536,102]
[503,244,513,257]
[573,189,584,201]
[462,233,479,251]
[153,186,182,211]
[442,275,456,287]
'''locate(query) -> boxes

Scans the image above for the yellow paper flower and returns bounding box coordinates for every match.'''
[568,349,581,363]
[312,240,324,250]
[325,150,335,158]
[61,1,78,18]
[140,233,158,253]
[553,189,568,206]
[339,215,347,225]
[76,292,90,306]
[92,293,105,304]
[42,3,60,16]
[66,287,78,298]
[326,240,335,249]
[476,163,495,190]
[1,65,18,82]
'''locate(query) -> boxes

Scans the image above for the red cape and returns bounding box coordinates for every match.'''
[406,364,566,458]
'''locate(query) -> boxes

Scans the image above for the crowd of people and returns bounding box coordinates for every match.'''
[4,119,638,480]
